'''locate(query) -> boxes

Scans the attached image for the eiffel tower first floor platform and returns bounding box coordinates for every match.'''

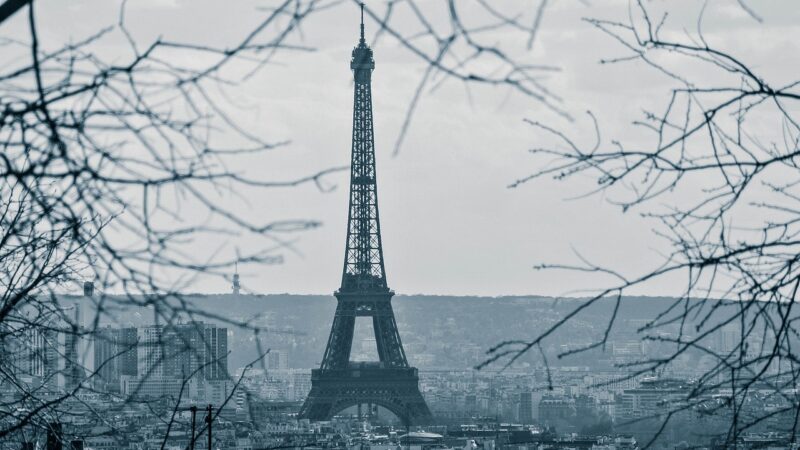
[298,363,433,425]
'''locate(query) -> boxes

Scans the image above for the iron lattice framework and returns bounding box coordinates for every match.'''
[299,5,432,425]
[340,38,386,294]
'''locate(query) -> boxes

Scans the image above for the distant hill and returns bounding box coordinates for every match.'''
[67,293,732,371]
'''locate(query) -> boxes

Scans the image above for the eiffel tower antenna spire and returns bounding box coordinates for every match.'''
[360,2,365,43]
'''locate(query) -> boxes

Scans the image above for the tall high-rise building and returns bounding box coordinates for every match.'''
[125,322,228,399]
[267,350,289,371]
[519,391,534,424]
[137,326,165,379]
[83,281,94,297]
[119,328,138,376]
[169,322,228,380]
[64,293,88,391]
[200,324,228,380]
[7,327,59,389]
[64,302,86,390]
[93,326,137,392]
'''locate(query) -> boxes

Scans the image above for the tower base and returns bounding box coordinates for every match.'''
[299,364,433,425]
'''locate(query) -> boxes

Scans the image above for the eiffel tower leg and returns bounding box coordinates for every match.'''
[320,302,356,370]
[372,305,408,367]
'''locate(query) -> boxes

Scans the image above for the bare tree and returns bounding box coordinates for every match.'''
[0,0,561,445]
[481,1,800,446]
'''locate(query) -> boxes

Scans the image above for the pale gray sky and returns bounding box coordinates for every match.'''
[10,0,800,297]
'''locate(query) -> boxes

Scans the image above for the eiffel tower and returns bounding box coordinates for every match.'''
[298,4,433,425]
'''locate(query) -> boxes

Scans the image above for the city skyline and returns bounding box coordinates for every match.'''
[2,0,799,448]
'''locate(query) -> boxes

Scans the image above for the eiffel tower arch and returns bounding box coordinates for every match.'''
[298,3,433,425]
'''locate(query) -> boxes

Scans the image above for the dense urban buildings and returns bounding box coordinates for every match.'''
[2,291,795,449]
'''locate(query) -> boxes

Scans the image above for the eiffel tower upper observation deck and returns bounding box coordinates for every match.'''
[298,3,433,425]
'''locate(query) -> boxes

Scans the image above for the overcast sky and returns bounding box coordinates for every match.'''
[10,0,800,297]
